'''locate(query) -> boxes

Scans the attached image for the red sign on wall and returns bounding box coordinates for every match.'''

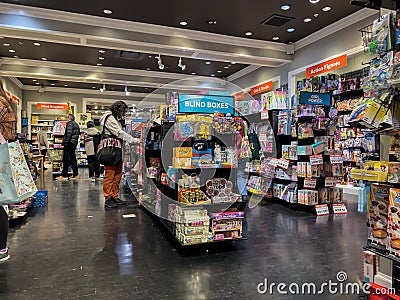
[37,103,69,110]
[306,55,347,78]
[232,91,245,101]
[250,81,272,96]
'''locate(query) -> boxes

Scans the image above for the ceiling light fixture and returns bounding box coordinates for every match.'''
[205,61,211,65]
[191,72,196,75]
[35,82,40,85]
[303,18,312,23]
[92,86,96,89]
[2,43,10,47]
[217,70,222,73]
[50,83,55,86]
[156,54,164,70]
[309,0,320,3]
[99,49,105,54]
[41,57,47,61]
[245,31,253,36]
[322,6,332,12]
[314,13,319,18]
[97,63,102,66]
[207,20,217,25]
[210,74,216,77]
[287,28,295,33]
[32,79,37,82]
[13,56,19,58]
[64,84,68,87]
[33,42,41,46]
[8,49,15,53]
[280,4,291,10]
[231,62,237,65]
[103,9,112,15]
[179,21,188,26]
[99,57,105,60]
[178,57,186,71]
[224,66,229,69]
[125,86,131,96]
[100,84,106,93]
[272,36,280,41]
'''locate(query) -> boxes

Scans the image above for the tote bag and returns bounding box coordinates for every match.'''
[96,114,123,166]
[0,141,38,205]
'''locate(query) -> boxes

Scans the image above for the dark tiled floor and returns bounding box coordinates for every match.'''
[0,170,367,299]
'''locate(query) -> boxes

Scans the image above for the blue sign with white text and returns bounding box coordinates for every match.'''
[299,91,331,106]
[178,94,235,115]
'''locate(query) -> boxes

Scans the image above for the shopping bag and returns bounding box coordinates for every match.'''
[96,115,122,166]
[0,141,37,205]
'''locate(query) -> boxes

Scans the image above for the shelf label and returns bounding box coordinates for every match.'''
[37,103,69,110]
[325,177,337,187]
[306,54,347,78]
[261,111,269,120]
[310,154,323,165]
[333,203,348,214]
[304,178,317,188]
[330,155,344,164]
[276,159,290,170]
[178,94,234,115]
[299,91,332,106]
[316,204,330,216]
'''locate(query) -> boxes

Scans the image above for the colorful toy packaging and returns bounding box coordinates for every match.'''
[369,184,391,248]
[388,188,400,256]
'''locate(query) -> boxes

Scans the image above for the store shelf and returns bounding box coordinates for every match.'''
[364,245,400,264]
[334,89,364,98]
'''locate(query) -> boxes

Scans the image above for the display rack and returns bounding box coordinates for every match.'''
[50,120,72,177]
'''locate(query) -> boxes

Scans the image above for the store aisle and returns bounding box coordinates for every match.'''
[0,172,367,300]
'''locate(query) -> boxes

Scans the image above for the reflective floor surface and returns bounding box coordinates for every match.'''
[0,170,367,299]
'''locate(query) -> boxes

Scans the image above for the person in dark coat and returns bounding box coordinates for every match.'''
[56,114,80,180]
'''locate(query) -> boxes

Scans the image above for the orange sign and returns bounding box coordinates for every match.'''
[37,103,69,110]
[232,91,245,101]
[306,54,347,78]
[250,81,272,96]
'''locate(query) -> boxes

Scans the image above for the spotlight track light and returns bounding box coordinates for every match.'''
[125,86,131,96]
[178,57,186,71]
[100,84,106,93]
[156,54,164,70]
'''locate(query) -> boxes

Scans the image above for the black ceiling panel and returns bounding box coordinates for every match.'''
[0,0,361,43]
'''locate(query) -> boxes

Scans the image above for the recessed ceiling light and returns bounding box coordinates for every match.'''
[205,61,211,65]
[314,13,319,18]
[207,20,217,25]
[322,6,332,12]
[146,67,151,71]
[231,62,237,64]
[13,55,19,58]
[41,57,47,60]
[245,31,253,36]
[33,42,41,46]
[50,83,55,86]
[2,43,10,47]
[287,28,295,33]
[309,0,320,3]
[210,74,216,77]
[272,36,280,41]
[280,4,291,10]
[179,21,188,26]
[217,70,222,73]
[92,86,96,89]
[99,49,105,54]
[99,57,105,60]
[8,49,15,53]
[97,63,102,66]
[224,66,229,69]
[148,55,152,58]
[35,82,40,85]
[18,41,23,45]
[64,84,68,87]
[103,9,112,15]
[303,18,312,23]
[191,72,196,75]
[32,79,37,82]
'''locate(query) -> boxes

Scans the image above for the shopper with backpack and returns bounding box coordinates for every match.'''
[84,121,101,182]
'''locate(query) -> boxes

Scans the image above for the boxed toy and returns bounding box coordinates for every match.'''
[319,188,330,204]
[312,141,325,155]
[388,162,400,183]
[330,188,343,204]
[173,158,192,168]
[388,188,400,256]
[174,147,192,158]
[362,251,379,283]
[369,184,391,248]
[282,145,290,159]
[297,145,312,156]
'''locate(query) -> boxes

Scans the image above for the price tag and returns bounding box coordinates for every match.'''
[259,133,267,142]
[276,159,290,170]
[304,178,317,188]
[325,177,337,187]
[333,203,348,214]
[261,111,269,120]
[316,204,330,216]
[330,155,344,164]
[310,155,323,165]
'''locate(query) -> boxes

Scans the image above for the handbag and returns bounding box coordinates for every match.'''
[0,141,38,205]
[96,114,123,166]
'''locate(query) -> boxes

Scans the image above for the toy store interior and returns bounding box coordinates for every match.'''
[1,0,400,299]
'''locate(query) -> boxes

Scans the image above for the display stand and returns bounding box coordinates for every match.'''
[135,93,247,248]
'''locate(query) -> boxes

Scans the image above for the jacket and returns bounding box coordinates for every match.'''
[84,127,100,156]
[99,111,140,144]
[63,120,80,145]
[37,130,49,150]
